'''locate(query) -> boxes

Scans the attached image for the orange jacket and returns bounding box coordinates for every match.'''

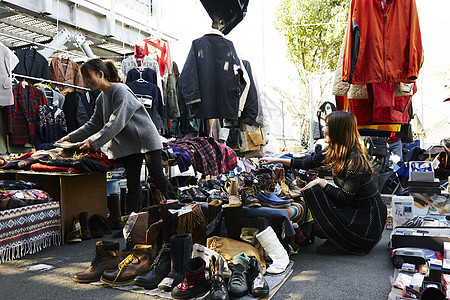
[342,0,423,85]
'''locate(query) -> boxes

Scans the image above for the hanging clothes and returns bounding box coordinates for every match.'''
[165,61,181,120]
[126,80,165,131]
[35,103,67,150]
[49,57,85,92]
[6,83,47,145]
[80,89,100,119]
[63,91,89,133]
[34,83,65,108]
[342,0,423,84]
[13,48,50,85]
[178,29,247,121]
[0,42,19,107]
[121,55,164,96]
[135,38,172,77]
[125,68,157,85]
[240,60,258,126]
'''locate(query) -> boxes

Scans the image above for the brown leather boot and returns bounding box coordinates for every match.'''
[120,211,149,258]
[101,244,153,286]
[146,219,163,258]
[73,240,120,283]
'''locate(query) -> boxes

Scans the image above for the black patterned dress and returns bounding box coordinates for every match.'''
[293,150,387,255]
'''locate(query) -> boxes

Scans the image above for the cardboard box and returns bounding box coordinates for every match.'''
[409,161,435,182]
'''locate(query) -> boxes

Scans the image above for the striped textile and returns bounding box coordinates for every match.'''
[0,202,61,263]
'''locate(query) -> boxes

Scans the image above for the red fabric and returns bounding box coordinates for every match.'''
[30,163,77,173]
[372,82,395,108]
[135,38,172,76]
[7,84,47,145]
[342,0,423,84]
[350,83,416,125]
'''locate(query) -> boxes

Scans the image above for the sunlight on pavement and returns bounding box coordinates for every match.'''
[290,270,319,282]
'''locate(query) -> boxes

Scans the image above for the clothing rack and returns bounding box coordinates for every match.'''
[12,73,90,91]
[0,32,89,59]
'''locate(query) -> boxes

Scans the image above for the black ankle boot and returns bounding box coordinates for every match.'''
[171,257,209,299]
[134,243,171,289]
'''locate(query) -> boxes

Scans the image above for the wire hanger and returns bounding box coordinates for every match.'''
[136,70,147,83]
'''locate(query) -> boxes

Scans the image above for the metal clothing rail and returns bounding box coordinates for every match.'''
[12,73,90,91]
[0,32,90,60]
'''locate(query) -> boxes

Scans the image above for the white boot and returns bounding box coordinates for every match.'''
[256,226,289,274]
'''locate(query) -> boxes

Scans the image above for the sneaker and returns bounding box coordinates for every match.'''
[257,191,291,208]
[228,252,250,298]
[316,240,338,253]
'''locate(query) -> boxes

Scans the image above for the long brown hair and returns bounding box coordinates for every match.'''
[322,111,373,178]
[81,58,122,83]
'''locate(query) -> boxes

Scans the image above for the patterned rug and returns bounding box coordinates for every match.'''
[0,202,61,263]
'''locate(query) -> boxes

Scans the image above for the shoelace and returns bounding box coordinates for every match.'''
[112,253,139,285]
[179,269,203,291]
[151,248,168,272]
[230,270,246,286]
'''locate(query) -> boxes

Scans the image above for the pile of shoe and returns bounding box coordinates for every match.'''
[67,212,112,243]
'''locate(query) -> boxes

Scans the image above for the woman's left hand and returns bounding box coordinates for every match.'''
[79,139,92,150]
[300,178,328,191]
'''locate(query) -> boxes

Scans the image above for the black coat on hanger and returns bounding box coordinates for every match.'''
[13,48,50,84]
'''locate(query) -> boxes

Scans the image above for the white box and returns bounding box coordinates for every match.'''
[392,195,415,228]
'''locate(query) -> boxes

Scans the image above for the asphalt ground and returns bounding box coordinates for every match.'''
[0,228,393,300]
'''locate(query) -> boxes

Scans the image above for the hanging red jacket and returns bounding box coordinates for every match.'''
[342,0,423,84]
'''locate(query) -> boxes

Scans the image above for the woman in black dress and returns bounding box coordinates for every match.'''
[260,111,387,255]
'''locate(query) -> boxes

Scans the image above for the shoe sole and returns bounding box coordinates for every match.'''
[67,238,82,243]
[100,277,134,286]
[72,277,99,283]
[269,203,290,208]
[134,280,159,290]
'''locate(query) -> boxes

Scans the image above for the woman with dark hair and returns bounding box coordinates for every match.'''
[58,58,173,214]
[260,111,387,255]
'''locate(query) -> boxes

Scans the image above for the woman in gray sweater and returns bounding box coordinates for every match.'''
[58,58,172,213]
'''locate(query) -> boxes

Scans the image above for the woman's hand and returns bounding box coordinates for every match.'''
[57,135,71,143]
[79,139,92,150]
[259,157,278,165]
[300,178,328,191]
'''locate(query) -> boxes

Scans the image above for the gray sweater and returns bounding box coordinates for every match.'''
[69,83,162,159]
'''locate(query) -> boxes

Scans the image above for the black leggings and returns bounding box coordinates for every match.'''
[118,150,171,214]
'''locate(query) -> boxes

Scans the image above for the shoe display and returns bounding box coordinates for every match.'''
[207,200,223,237]
[120,211,149,258]
[228,252,250,298]
[228,177,240,205]
[223,202,243,240]
[189,186,207,202]
[78,211,92,240]
[73,240,120,283]
[179,188,194,203]
[107,194,123,230]
[316,240,338,253]
[101,244,153,286]
[134,243,171,289]
[257,191,291,208]
[241,184,261,208]
[159,234,193,292]
[209,255,229,300]
[146,219,163,259]
[67,214,82,243]
[246,258,269,298]
[256,226,289,274]
[171,257,209,300]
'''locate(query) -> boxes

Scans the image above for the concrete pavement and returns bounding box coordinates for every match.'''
[0,229,393,300]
